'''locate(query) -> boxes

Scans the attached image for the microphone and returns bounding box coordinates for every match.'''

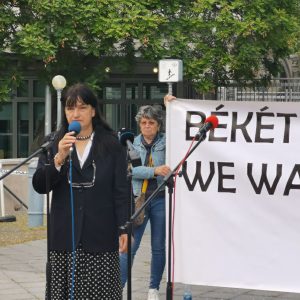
[68,121,81,153]
[196,115,219,138]
[118,128,142,167]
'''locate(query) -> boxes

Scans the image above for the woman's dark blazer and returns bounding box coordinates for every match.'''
[32,126,128,252]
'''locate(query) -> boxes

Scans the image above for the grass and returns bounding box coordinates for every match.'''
[0,211,47,247]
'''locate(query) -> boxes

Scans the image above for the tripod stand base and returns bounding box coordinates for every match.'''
[0,215,16,222]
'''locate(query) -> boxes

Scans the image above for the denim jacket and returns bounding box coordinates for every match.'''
[132,132,166,196]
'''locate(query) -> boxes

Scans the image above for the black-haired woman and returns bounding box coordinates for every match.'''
[33,83,128,299]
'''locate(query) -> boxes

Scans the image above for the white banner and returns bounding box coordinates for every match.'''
[166,99,300,293]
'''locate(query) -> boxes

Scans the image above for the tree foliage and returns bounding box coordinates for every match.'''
[0,0,299,100]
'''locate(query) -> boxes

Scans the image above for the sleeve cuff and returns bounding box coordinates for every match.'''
[118,226,127,235]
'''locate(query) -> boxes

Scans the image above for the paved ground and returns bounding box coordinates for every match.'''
[0,232,300,300]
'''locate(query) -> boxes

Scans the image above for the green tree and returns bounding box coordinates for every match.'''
[0,0,299,100]
[140,0,300,94]
[0,0,166,98]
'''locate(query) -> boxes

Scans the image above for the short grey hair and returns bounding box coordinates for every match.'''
[135,105,165,128]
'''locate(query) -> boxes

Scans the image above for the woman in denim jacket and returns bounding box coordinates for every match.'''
[120,104,171,300]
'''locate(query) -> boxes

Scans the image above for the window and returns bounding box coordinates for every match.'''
[16,80,29,97]
[33,103,45,139]
[100,84,121,100]
[17,103,29,157]
[126,84,138,100]
[33,80,45,98]
[30,102,45,153]
[143,83,168,100]
[104,104,121,130]
[0,103,12,158]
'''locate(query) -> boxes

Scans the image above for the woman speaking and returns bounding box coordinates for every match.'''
[33,83,128,299]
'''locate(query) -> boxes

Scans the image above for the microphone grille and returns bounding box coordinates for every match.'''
[68,121,81,135]
[205,115,219,129]
[118,128,134,146]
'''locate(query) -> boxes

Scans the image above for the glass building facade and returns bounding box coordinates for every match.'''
[2,75,300,159]
[0,76,173,159]
[0,78,45,159]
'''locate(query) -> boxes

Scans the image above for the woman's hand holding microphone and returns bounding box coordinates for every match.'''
[54,132,77,167]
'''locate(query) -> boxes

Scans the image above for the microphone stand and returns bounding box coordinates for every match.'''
[125,156,134,300]
[0,139,54,300]
[0,140,53,182]
[124,131,207,300]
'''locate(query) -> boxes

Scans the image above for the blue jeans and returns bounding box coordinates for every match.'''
[120,195,166,290]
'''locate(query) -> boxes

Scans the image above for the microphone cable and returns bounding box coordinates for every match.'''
[66,121,81,300]
[68,154,76,300]
[171,135,197,299]
[169,115,218,298]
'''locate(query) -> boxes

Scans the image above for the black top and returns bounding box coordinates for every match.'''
[32,125,128,252]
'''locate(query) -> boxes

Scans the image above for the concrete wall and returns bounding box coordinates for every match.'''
[0,158,33,215]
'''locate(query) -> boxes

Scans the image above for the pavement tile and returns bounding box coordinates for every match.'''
[276,294,300,300]
[202,291,240,299]
[20,281,45,288]
[246,290,282,297]
[0,232,300,300]
[0,288,31,296]
[0,296,37,300]
[0,282,20,290]
[233,296,275,300]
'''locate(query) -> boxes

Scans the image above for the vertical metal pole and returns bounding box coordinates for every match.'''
[45,85,52,135]
[166,83,174,299]
[45,154,52,299]
[0,163,5,217]
[234,87,237,101]
[127,222,132,300]
[126,167,133,300]
[168,83,173,96]
[166,176,174,300]
[56,89,62,130]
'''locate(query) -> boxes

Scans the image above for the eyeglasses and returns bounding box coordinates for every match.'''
[67,161,96,188]
[140,120,158,126]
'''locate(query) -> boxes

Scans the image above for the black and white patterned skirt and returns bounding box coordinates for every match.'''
[47,247,122,299]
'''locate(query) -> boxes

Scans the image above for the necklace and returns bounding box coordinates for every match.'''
[76,133,92,140]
